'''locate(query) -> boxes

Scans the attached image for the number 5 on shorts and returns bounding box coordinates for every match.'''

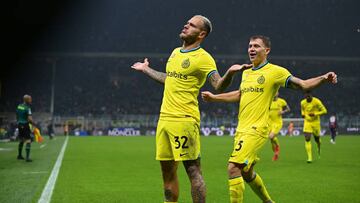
[235,140,243,151]
[174,136,189,149]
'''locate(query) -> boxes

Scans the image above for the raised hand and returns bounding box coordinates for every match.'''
[131,58,150,72]
[201,91,215,102]
[228,64,253,74]
[323,72,337,84]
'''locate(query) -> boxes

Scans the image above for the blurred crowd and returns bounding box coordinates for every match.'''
[0,57,358,119]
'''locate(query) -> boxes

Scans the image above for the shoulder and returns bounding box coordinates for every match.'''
[313,97,323,104]
[279,98,287,103]
[173,47,181,52]
[170,47,181,55]
[196,49,216,65]
[268,63,286,70]
[300,99,306,104]
[269,63,290,74]
[198,48,215,60]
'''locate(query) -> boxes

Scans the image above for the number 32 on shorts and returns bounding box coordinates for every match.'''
[174,136,189,149]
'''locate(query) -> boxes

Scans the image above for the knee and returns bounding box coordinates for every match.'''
[269,133,275,139]
[241,170,255,182]
[228,163,242,178]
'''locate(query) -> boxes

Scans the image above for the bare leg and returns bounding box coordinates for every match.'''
[183,158,206,203]
[160,160,179,202]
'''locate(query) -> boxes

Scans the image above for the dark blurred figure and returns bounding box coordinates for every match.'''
[47,120,55,139]
[329,115,337,144]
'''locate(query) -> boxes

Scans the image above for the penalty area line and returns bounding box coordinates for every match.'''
[38,136,69,203]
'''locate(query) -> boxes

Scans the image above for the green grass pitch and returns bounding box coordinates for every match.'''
[1,135,360,203]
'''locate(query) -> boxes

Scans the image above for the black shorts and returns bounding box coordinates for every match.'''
[18,123,31,140]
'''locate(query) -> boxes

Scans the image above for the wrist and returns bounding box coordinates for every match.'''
[143,66,150,73]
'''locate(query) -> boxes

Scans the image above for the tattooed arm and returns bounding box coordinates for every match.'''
[209,64,253,92]
[131,58,166,84]
[287,72,337,91]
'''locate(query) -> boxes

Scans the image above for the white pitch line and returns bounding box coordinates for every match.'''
[23,171,48,174]
[40,144,47,149]
[38,136,69,203]
[0,148,13,151]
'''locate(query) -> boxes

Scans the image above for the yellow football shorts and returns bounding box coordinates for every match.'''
[269,120,283,135]
[156,119,200,161]
[303,121,321,136]
[229,128,268,172]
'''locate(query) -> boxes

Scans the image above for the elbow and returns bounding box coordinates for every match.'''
[299,81,310,91]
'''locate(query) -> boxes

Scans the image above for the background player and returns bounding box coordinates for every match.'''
[131,15,251,203]
[329,114,337,144]
[301,91,327,163]
[16,94,36,162]
[268,91,290,161]
[201,35,337,203]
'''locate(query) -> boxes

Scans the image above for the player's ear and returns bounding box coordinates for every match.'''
[265,47,271,55]
[199,31,207,39]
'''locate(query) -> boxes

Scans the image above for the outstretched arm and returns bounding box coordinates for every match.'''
[287,72,337,91]
[201,90,240,103]
[131,58,166,84]
[208,64,253,92]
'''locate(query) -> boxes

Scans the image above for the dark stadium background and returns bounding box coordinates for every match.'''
[1,0,359,136]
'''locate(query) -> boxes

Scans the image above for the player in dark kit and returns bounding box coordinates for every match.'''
[16,95,36,162]
[329,115,337,144]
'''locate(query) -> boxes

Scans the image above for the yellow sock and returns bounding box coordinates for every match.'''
[229,177,245,203]
[305,141,312,161]
[247,174,272,202]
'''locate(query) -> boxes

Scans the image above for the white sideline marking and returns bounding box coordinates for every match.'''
[0,148,13,151]
[38,136,69,203]
[23,171,48,174]
[40,144,47,149]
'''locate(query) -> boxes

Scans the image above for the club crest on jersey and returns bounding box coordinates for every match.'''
[257,75,265,84]
[181,58,190,69]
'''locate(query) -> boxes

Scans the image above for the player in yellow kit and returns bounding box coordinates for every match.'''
[131,15,252,203]
[301,91,327,163]
[202,35,337,203]
[268,92,290,161]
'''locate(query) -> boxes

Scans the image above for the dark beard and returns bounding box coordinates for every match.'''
[180,34,197,45]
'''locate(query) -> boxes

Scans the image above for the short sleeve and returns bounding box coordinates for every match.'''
[198,53,218,78]
[274,67,292,88]
[28,108,32,115]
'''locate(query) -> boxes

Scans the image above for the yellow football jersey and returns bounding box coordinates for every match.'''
[237,62,292,135]
[269,97,288,123]
[301,97,327,123]
[160,47,217,122]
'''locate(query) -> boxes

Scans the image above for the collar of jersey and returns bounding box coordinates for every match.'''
[180,46,201,53]
[252,61,269,71]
